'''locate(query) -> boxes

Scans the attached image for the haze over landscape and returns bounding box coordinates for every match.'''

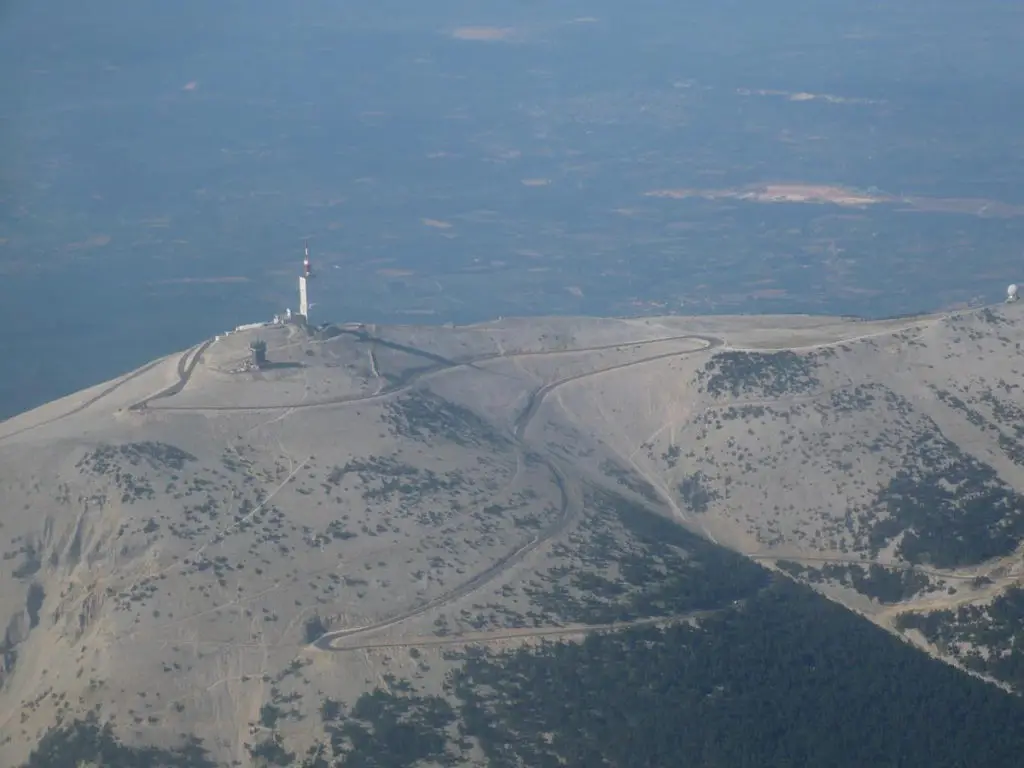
[5,1,1024,766]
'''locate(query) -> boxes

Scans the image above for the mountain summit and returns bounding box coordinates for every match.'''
[5,308,1024,766]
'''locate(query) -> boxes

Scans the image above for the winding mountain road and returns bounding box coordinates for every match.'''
[2,322,728,654]
[513,335,721,440]
[323,606,731,652]
[129,338,214,411]
[312,333,723,650]
[0,356,170,444]
[312,458,579,650]
[144,331,722,414]
[747,553,995,582]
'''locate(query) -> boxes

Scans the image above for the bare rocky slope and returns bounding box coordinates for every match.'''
[4,306,1024,764]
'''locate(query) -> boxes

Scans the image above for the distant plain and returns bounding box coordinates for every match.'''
[2,1,1024,419]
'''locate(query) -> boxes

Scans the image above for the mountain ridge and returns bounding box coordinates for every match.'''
[4,305,1024,765]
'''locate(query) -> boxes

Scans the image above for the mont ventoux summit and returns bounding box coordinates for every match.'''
[8,267,1024,766]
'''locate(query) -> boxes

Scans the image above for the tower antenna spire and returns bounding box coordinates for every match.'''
[302,238,312,279]
[299,239,312,322]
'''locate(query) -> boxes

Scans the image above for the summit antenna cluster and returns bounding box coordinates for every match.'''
[220,240,321,338]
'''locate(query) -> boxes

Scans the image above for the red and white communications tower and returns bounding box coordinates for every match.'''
[299,239,313,320]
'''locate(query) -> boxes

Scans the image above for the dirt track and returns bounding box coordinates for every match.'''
[0,354,170,443]
[129,338,214,411]
[324,607,729,652]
